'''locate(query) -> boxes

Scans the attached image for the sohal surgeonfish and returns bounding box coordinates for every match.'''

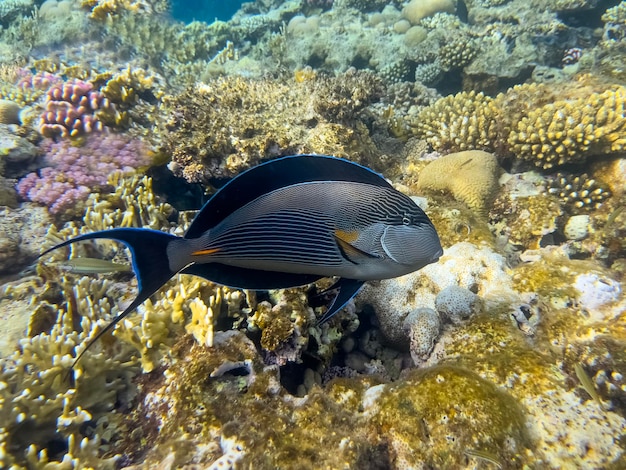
[39,155,443,365]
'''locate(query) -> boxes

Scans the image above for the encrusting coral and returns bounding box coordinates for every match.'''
[415,150,502,215]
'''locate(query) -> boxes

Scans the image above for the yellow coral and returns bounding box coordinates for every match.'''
[412,83,626,170]
[102,66,159,105]
[412,90,498,153]
[0,99,21,124]
[508,87,626,169]
[415,150,502,215]
[81,0,167,19]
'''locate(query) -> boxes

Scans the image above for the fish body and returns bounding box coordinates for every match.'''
[39,155,442,358]
[57,258,132,274]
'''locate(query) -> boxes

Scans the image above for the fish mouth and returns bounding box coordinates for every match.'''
[432,247,444,262]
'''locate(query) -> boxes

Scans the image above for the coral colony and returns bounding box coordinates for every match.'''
[1,0,626,468]
[39,79,112,138]
[17,134,151,215]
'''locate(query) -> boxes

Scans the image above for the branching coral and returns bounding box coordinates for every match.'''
[508,87,626,169]
[16,134,154,217]
[80,0,169,20]
[411,83,626,169]
[162,73,384,186]
[0,275,137,468]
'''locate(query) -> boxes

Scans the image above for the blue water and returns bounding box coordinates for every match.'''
[171,0,244,23]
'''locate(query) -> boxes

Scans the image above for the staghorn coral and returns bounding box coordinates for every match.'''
[414,150,502,215]
[0,274,138,468]
[412,83,626,170]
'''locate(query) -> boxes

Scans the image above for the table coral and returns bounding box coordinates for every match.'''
[415,150,502,215]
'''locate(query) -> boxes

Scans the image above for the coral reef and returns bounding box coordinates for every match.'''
[162,72,383,185]
[435,285,481,325]
[16,134,153,216]
[412,83,626,170]
[405,307,441,363]
[547,172,611,213]
[39,79,113,139]
[1,0,626,467]
[414,150,502,215]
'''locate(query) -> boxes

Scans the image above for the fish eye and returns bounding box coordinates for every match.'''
[402,215,411,225]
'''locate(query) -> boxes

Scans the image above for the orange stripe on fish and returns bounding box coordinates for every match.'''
[192,247,221,256]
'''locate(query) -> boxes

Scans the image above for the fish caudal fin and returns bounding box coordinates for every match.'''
[39,228,180,371]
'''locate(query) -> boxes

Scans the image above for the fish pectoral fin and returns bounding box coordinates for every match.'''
[191,247,221,257]
[334,230,377,264]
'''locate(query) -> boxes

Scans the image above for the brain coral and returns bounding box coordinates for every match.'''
[415,150,502,215]
[411,82,626,170]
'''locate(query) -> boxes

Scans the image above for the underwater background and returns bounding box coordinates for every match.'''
[1,0,626,468]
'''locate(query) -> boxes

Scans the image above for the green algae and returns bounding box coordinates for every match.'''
[374,365,530,468]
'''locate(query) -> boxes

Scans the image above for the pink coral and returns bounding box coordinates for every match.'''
[16,69,61,91]
[39,79,113,138]
[16,133,152,215]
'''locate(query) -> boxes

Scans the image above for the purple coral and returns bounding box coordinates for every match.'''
[16,133,152,215]
[39,79,113,139]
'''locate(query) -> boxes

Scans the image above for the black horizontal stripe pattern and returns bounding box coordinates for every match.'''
[185,155,394,239]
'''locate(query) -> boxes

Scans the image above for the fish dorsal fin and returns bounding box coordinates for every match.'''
[184,155,392,239]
